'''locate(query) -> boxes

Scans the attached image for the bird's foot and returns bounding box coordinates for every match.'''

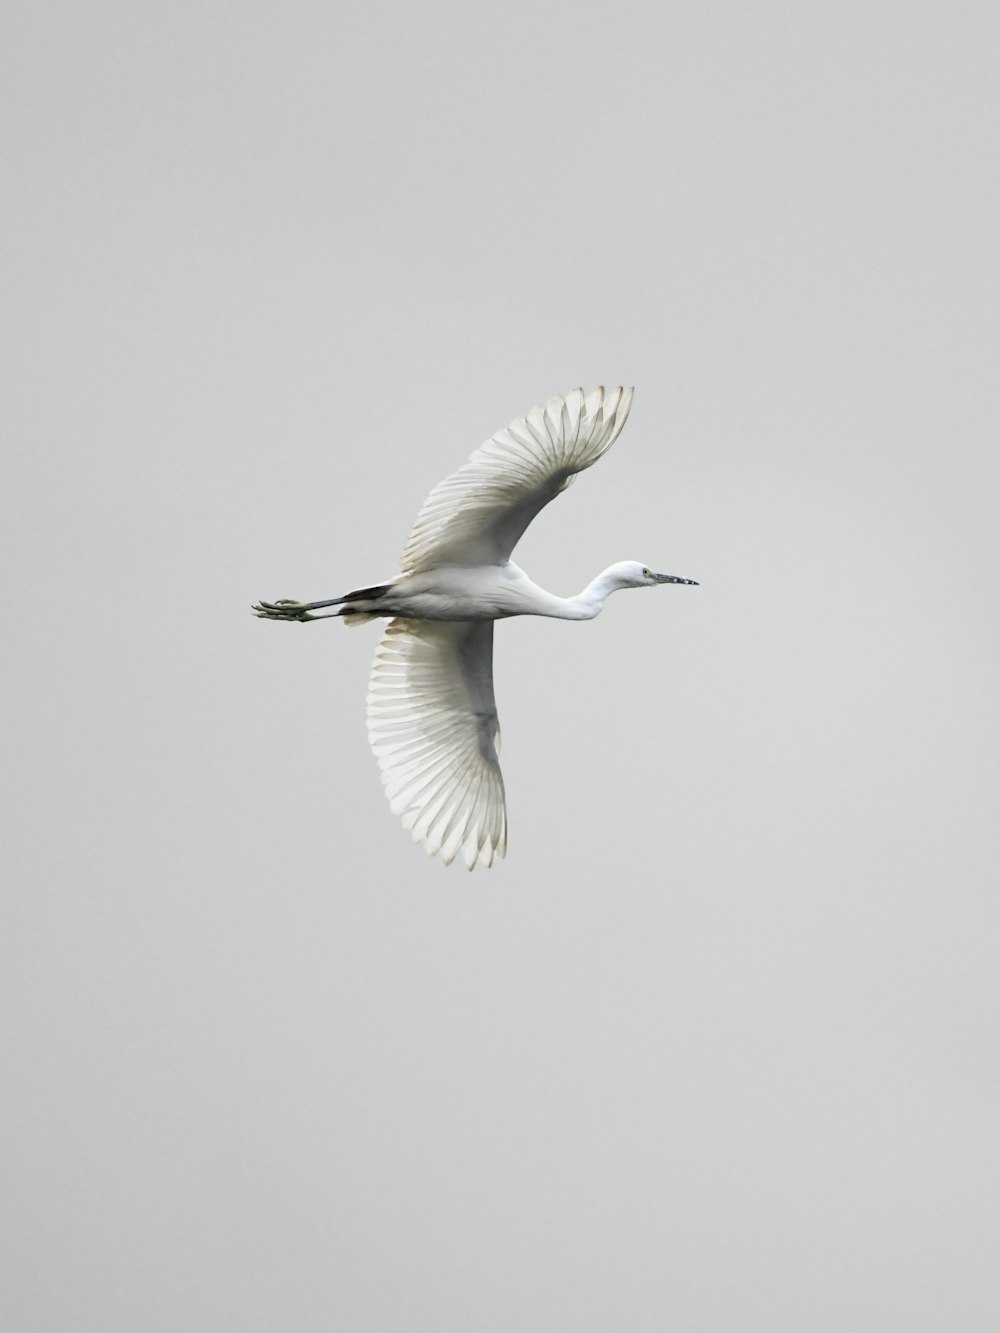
[252,599,318,622]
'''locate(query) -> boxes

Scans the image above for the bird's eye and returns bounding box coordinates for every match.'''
[642,567,652,579]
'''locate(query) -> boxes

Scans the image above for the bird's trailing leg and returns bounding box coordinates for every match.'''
[253,582,391,622]
[252,598,344,622]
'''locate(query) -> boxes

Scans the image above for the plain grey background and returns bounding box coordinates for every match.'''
[3,1,999,1329]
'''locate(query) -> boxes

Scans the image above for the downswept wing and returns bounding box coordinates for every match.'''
[400,386,634,573]
[367,618,507,870]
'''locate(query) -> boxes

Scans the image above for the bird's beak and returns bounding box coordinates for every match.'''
[654,572,699,585]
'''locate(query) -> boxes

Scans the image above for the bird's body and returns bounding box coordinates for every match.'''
[333,560,663,623]
[255,386,696,869]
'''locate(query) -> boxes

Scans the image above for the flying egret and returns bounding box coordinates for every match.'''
[254,386,697,869]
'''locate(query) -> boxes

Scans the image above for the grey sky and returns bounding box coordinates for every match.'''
[3,1,999,1329]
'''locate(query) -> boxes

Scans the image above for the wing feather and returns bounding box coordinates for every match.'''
[400,386,634,572]
[367,618,507,870]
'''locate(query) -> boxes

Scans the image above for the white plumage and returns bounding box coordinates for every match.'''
[254,386,697,869]
[400,386,632,574]
[368,619,506,870]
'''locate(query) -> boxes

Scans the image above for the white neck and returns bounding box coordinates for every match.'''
[533,567,626,621]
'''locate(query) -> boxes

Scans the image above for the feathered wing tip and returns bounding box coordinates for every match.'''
[399,385,635,574]
[504,384,634,479]
[366,619,508,870]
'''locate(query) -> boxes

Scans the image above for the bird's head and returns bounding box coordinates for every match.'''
[607,560,699,590]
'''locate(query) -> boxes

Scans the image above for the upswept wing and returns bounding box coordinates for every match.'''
[367,618,507,870]
[399,386,634,573]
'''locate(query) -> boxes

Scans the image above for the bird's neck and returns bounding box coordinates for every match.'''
[549,568,623,621]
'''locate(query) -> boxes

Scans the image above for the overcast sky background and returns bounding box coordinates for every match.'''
[3,2,999,1329]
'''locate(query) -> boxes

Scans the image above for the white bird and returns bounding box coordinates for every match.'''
[254,386,697,869]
